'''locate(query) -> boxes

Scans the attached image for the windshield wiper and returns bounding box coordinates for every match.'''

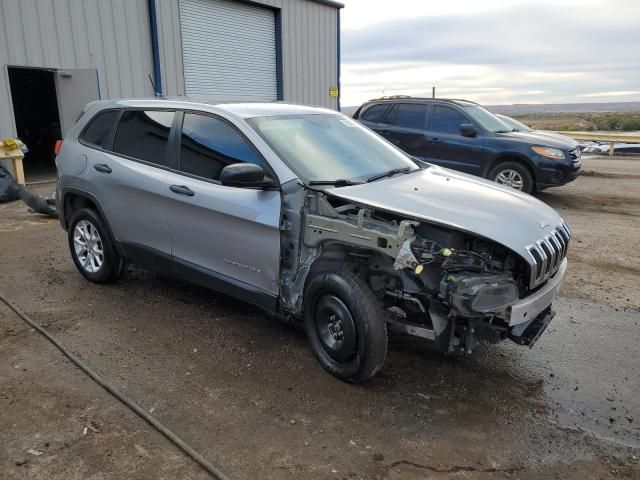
[367,167,413,183]
[308,179,362,187]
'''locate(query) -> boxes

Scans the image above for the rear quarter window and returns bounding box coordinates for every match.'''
[79,110,119,148]
[360,104,388,122]
[112,110,175,167]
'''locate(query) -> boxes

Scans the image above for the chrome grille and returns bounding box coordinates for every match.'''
[569,148,581,164]
[526,220,571,288]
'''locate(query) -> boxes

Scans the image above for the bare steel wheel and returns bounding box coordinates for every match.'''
[314,294,358,362]
[304,271,388,383]
[73,220,104,273]
[68,208,124,283]
[488,161,534,194]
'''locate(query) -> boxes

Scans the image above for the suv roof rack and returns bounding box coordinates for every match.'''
[366,96,482,106]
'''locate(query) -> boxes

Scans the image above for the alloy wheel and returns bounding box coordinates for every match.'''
[495,169,524,190]
[73,220,104,273]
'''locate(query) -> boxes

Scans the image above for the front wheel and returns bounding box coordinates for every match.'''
[304,271,388,383]
[488,161,534,194]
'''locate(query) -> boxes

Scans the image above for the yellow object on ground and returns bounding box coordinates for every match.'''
[0,139,25,185]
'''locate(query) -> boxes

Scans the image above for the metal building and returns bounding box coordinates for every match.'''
[0,0,342,182]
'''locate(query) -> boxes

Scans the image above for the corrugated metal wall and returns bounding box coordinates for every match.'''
[156,0,339,109]
[0,0,155,138]
[0,0,339,139]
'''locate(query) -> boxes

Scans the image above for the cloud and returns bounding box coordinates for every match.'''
[340,1,640,106]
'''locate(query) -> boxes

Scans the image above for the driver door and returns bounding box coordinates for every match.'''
[165,111,281,299]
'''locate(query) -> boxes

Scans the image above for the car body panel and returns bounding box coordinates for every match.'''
[164,170,281,295]
[325,165,563,261]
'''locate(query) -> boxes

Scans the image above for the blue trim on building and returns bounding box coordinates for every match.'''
[274,10,284,101]
[147,0,163,96]
[337,9,341,111]
[96,70,101,99]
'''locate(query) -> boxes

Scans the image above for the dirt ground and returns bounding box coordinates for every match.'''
[1,156,639,479]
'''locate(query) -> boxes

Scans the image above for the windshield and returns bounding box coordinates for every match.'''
[247,114,418,183]
[462,105,514,133]
[499,115,533,132]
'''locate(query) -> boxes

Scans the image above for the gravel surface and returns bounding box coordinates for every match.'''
[1,156,639,479]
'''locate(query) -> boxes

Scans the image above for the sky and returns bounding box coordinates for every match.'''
[339,0,640,107]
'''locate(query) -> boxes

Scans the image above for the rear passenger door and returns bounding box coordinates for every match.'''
[425,105,487,174]
[376,103,430,160]
[84,109,175,261]
[165,111,281,298]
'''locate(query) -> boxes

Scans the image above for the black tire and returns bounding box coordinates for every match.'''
[303,271,388,383]
[488,161,535,194]
[68,207,124,283]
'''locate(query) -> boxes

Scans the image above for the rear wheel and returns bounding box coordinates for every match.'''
[488,161,534,194]
[68,208,124,283]
[304,271,388,383]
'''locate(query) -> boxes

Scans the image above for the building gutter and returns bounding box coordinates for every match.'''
[147,0,163,96]
[311,0,344,8]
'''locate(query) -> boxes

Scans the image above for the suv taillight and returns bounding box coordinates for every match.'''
[54,140,62,156]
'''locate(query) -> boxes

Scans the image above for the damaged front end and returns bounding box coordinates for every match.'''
[279,180,567,355]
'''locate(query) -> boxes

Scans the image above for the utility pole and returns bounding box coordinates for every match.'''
[432,86,436,98]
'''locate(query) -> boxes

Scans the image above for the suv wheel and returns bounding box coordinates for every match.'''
[489,161,534,194]
[68,208,124,283]
[304,271,388,383]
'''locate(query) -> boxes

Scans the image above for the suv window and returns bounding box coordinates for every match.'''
[112,110,174,166]
[360,104,388,122]
[431,105,469,134]
[385,104,427,129]
[80,110,119,148]
[179,113,262,181]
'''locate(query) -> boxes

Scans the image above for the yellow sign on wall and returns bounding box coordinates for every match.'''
[329,86,339,97]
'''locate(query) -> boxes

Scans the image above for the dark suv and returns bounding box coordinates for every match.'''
[353,97,581,194]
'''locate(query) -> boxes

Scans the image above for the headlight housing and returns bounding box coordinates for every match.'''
[444,272,519,316]
[532,145,565,160]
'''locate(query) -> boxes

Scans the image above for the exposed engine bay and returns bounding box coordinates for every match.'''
[279,181,561,355]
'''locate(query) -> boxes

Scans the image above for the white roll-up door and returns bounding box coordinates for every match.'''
[179,0,277,101]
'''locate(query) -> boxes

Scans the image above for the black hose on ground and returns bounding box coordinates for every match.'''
[0,292,230,480]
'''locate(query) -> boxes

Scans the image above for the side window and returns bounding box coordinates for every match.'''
[80,110,119,148]
[385,104,427,129]
[112,110,174,166]
[431,105,469,134]
[360,104,388,122]
[179,113,262,181]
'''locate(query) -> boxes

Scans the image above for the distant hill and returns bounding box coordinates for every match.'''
[487,102,640,115]
[340,102,640,117]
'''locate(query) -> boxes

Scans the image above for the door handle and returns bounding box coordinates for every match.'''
[93,163,112,173]
[169,185,195,196]
[430,137,440,143]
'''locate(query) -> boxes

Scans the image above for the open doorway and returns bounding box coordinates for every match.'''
[8,67,61,184]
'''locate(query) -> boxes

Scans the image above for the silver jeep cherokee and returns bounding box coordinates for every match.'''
[56,99,569,382]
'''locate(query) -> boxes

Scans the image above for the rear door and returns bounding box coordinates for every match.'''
[374,103,430,159]
[425,105,487,174]
[165,111,281,298]
[84,109,175,260]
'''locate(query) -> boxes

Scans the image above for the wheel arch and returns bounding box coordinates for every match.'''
[483,153,536,183]
[61,188,123,256]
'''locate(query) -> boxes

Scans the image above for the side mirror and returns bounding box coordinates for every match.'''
[220,163,271,188]
[459,123,477,137]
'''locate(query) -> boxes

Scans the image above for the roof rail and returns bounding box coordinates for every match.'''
[366,96,483,105]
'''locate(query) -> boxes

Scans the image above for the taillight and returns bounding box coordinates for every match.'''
[54,140,62,156]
